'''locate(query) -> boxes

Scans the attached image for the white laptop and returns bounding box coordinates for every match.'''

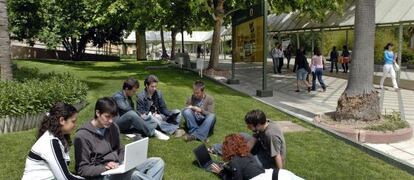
[101,137,148,175]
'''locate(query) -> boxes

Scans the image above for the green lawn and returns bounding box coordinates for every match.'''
[1,59,413,180]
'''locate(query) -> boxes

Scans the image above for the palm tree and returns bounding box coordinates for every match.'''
[0,0,13,80]
[335,0,379,121]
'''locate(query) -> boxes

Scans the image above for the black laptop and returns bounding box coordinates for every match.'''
[166,112,180,124]
[193,144,219,172]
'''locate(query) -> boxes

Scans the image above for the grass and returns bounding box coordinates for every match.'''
[0,59,413,179]
[365,111,410,132]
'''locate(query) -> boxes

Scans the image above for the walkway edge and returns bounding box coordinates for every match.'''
[177,66,414,175]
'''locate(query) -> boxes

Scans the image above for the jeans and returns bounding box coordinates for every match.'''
[150,109,181,135]
[277,58,284,73]
[272,57,278,73]
[182,108,216,140]
[330,60,338,72]
[115,110,157,136]
[101,157,165,180]
[312,68,326,91]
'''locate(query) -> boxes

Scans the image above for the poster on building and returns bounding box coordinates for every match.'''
[232,2,264,62]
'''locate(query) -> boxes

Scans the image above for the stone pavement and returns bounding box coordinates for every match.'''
[190,58,414,171]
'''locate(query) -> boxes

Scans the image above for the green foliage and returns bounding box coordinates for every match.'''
[0,68,88,118]
[364,111,409,132]
[402,49,414,64]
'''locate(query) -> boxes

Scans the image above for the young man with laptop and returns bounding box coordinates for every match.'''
[74,97,165,180]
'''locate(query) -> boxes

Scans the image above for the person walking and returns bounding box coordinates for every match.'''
[341,45,350,73]
[380,43,399,90]
[329,46,339,73]
[311,47,326,92]
[293,47,311,92]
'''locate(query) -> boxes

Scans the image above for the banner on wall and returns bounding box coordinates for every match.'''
[232,2,264,63]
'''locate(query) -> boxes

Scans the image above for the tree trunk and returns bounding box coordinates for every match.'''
[160,26,168,59]
[135,29,146,61]
[207,0,225,70]
[170,29,177,60]
[181,27,185,53]
[0,0,13,80]
[335,0,380,121]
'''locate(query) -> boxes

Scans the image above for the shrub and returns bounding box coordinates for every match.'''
[364,111,409,132]
[0,71,88,118]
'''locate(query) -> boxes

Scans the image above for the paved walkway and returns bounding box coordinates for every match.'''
[190,57,414,170]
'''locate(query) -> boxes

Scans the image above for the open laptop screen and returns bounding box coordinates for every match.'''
[193,144,212,168]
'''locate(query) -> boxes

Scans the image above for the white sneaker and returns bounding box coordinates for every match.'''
[154,130,170,140]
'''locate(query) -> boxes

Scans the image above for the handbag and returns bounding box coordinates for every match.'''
[394,63,400,71]
[338,56,343,64]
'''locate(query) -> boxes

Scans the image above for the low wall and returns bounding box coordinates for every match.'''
[11,46,120,61]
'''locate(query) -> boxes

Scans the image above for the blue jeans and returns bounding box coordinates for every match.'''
[115,110,157,136]
[311,68,326,91]
[151,109,181,135]
[102,157,165,180]
[182,108,216,140]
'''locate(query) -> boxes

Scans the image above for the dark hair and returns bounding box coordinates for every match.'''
[222,134,250,161]
[144,75,159,86]
[94,97,118,118]
[123,77,139,90]
[37,102,77,152]
[244,109,267,126]
[384,43,393,50]
[343,45,348,50]
[332,46,336,50]
[193,80,205,91]
[314,47,321,56]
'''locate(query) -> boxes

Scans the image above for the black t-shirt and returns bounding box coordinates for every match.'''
[225,155,264,180]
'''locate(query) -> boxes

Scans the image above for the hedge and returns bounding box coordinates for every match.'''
[0,72,88,118]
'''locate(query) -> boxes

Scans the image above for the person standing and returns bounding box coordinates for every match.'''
[329,46,339,73]
[341,45,350,73]
[311,47,326,92]
[285,44,293,69]
[380,43,399,90]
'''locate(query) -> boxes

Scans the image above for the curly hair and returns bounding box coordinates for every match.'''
[222,134,250,161]
[37,102,77,152]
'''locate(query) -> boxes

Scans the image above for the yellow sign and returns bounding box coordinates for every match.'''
[233,17,263,62]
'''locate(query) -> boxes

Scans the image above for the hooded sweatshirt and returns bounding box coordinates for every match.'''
[74,121,124,178]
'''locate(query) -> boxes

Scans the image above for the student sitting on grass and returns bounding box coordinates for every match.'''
[136,75,183,138]
[113,77,166,140]
[210,134,303,180]
[211,109,286,169]
[74,97,165,180]
[22,102,84,180]
[182,80,216,142]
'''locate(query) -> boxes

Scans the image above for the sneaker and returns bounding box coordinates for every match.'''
[295,89,300,92]
[307,87,311,92]
[125,133,143,141]
[183,134,197,142]
[174,129,186,138]
[323,87,326,92]
[154,130,170,140]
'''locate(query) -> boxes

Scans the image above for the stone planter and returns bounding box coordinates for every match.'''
[0,101,86,134]
[315,114,413,144]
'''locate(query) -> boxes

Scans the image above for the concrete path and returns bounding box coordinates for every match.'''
[189,57,414,170]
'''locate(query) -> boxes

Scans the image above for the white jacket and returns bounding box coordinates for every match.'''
[22,131,83,180]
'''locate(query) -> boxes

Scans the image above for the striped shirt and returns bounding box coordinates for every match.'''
[22,131,83,180]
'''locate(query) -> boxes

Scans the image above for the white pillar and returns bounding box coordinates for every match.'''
[311,31,315,53]
[321,28,325,55]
